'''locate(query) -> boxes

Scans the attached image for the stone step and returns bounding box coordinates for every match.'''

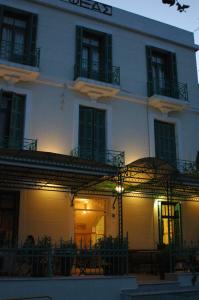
[121,287,199,300]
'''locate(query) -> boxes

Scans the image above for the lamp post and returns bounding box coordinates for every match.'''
[115,174,124,240]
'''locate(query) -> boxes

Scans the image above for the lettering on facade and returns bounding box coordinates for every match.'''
[60,0,112,16]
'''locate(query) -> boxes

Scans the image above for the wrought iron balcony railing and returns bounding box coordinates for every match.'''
[147,78,188,101]
[159,158,199,177]
[71,147,125,167]
[0,137,37,151]
[0,40,40,68]
[74,59,120,85]
[175,159,199,177]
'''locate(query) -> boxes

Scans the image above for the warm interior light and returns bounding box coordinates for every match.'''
[115,185,124,193]
[77,198,89,203]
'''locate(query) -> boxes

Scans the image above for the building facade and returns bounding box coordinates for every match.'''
[0,0,199,274]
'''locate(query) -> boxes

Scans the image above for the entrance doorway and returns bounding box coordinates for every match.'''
[74,198,106,247]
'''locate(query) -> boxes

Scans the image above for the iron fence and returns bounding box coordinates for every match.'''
[0,236,128,277]
[0,40,40,68]
[74,59,120,85]
[169,241,199,273]
[147,78,188,101]
[71,147,125,167]
[0,137,37,151]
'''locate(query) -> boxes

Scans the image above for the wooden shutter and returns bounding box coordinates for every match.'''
[146,46,153,96]
[158,202,163,246]
[104,33,112,83]
[0,5,4,44]
[79,106,93,160]
[94,109,106,162]
[75,26,84,79]
[9,93,25,149]
[170,52,178,98]
[27,13,38,66]
[154,120,177,165]
[174,203,182,247]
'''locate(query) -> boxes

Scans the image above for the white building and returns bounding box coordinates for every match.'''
[0,0,199,298]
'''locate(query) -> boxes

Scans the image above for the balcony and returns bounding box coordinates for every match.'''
[0,137,37,151]
[73,59,120,99]
[148,79,189,113]
[0,40,40,84]
[71,147,125,167]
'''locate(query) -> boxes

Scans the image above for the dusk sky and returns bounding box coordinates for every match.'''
[100,0,199,75]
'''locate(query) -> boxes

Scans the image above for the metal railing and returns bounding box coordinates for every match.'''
[147,78,188,101]
[0,137,37,151]
[0,236,128,277]
[0,40,40,68]
[164,241,199,273]
[175,159,199,177]
[71,147,125,167]
[74,59,120,85]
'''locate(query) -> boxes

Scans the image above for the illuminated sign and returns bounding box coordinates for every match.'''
[60,0,112,16]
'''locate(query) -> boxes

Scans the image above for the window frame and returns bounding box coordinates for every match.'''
[0,5,38,66]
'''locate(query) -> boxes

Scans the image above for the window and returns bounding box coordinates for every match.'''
[158,202,182,246]
[146,46,178,98]
[75,26,112,83]
[0,90,25,149]
[0,191,19,247]
[79,106,106,163]
[0,5,38,66]
[154,120,177,165]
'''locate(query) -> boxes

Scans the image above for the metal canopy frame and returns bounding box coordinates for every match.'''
[1,151,199,239]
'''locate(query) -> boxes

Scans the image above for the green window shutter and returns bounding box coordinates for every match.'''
[104,33,112,83]
[174,203,182,247]
[0,6,4,42]
[93,109,106,162]
[75,26,84,79]
[158,202,163,246]
[0,89,3,148]
[170,52,178,98]
[27,13,38,66]
[79,106,93,160]
[154,120,177,165]
[9,93,25,149]
[146,46,153,96]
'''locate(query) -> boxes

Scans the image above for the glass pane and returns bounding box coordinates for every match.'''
[13,30,25,56]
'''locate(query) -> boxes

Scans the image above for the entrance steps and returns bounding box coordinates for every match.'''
[121,281,199,299]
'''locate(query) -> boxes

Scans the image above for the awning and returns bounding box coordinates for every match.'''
[0,149,117,192]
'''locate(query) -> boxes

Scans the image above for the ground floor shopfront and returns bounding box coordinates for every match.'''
[1,189,199,250]
[0,149,199,278]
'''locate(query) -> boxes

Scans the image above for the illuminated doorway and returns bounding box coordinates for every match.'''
[74,198,106,247]
[158,201,182,246]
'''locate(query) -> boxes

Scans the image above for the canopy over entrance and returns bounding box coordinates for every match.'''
[0,149,117,192]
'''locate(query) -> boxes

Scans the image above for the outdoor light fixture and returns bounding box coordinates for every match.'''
[115,185,124,194]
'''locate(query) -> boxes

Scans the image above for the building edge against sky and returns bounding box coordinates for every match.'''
[0,0,199,284]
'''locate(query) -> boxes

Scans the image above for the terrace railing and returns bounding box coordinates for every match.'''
[164,241,199,273]
[0,40,40,68]
[0,137,37,151]
[71,147,125,167]
[147,78,188,101]
[74,59,120,85]
[0,236,128,277]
